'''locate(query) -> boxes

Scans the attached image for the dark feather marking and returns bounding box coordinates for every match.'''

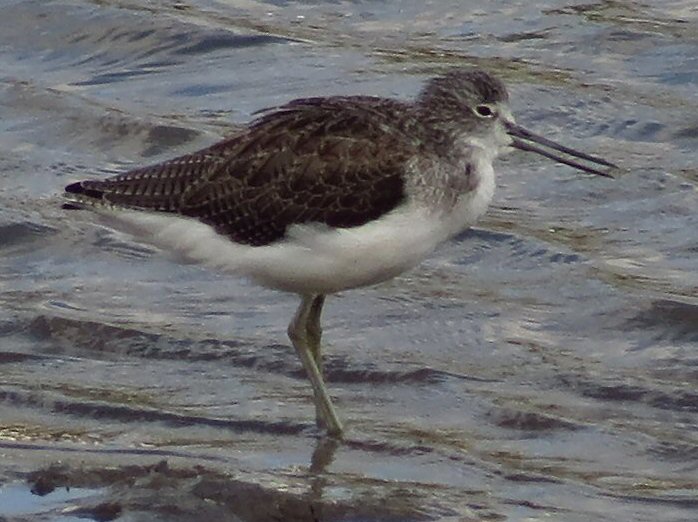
[65,98,413,246]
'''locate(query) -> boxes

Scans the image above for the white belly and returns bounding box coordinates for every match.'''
[93,164,495,295]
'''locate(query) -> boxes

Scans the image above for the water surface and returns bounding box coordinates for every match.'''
[0,0,697,520]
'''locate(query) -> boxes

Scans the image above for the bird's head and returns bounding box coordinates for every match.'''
[418,69,617,176]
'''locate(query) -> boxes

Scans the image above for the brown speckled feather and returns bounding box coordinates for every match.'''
[66,96,414,246]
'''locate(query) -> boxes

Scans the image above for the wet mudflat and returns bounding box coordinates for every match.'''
[0,1,697,520]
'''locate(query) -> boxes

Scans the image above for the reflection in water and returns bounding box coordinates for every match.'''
[0,0,697,520]
[309,436,340,521]
[310,436,341,475]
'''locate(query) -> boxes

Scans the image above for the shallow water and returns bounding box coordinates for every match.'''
[1,0,697,520]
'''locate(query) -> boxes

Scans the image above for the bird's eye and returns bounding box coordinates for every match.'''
[475,104,495,118]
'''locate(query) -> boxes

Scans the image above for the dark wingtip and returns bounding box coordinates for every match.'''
[64,181,104,199]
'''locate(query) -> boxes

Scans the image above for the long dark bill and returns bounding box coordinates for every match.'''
[505,121,617,178]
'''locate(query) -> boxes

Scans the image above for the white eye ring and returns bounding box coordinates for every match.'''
[475,104,496,118]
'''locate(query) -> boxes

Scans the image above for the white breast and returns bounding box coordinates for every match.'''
[92,155,496,295]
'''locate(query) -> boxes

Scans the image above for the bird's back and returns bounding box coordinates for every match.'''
[65,96,420,247]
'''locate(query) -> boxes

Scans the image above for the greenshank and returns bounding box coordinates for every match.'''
[64,69,616,437]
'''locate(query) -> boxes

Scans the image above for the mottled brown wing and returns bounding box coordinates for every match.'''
[66,96,416,246]
[178,97,415,245]
[64,138,242,211]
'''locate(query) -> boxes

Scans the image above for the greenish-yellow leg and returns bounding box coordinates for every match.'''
[306,295,325,374]
[288,294,343,437]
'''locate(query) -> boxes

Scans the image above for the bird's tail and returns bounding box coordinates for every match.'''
[62,180,109,210]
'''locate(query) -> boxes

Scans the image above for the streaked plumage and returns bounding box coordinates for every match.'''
[68,96,421,246]
[64,69,616,437]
